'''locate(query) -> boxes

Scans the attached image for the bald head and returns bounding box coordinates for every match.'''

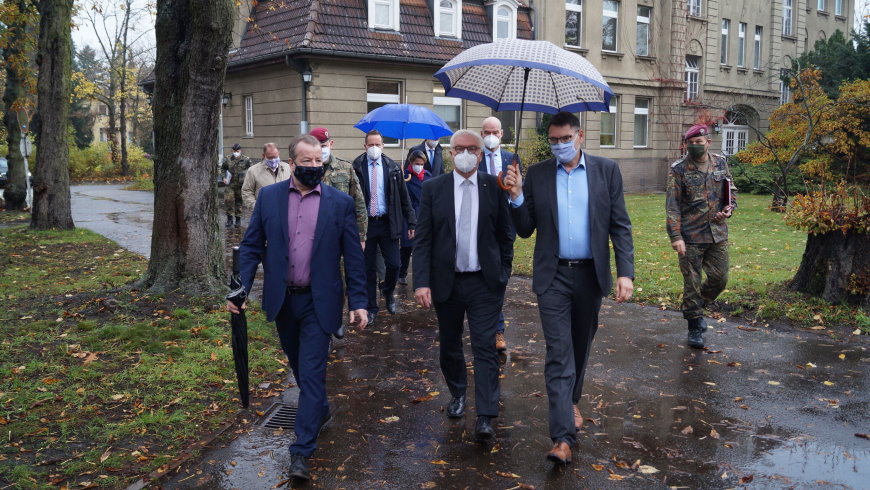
[481,116,504,150]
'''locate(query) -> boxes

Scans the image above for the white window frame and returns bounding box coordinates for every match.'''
[685,56,700,101]
[633,97,650,148]
[721,19,730,64]
[565,0,582,48]
[753,26,762,69]
[780,70,791,105]
[367,79,403,146]
[244,95,253,137]
[435,0,462,38]
[433,95,462,146]
[817,0,826,11]
[688,0,702,17]
[783,0,793,36]
[835,0,843,15]
[369,0,400,32]
[494,2,516,40]
[636,6,651,57]
[722,126,748,156]
[602,0,619,52]
[737,23,746,67]
[600,96,618,148]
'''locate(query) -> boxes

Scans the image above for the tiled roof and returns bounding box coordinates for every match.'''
[231,0,533,67]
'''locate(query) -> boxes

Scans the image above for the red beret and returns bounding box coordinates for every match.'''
[310,127,330,142]
[684,124,709,140]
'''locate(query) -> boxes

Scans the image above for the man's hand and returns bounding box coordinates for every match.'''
[349,308,368,329]
[415,287,432,309]
[502,162,523,201]
[226,300,246,314]
[408,229,415,240]
[713,206,733,223]
[615,277,634,303]
[671,239,686,256]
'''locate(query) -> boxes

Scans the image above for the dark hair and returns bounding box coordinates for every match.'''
[288,135,320,161]
[548,111,581,131]
[365,129,382,144]
[407,149,428,166]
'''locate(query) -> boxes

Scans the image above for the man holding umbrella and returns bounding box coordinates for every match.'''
[227,134,368,482]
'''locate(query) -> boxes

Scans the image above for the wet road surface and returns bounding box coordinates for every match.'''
[71,184,154,258]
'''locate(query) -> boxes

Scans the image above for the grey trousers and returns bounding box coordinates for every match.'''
[537,262,602,446]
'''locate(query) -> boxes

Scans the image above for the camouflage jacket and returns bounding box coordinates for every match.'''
[323,156,367,241]
[665,152,737,244]
[220,154,252,189]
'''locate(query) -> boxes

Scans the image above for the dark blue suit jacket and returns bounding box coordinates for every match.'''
[478,148,521,175]
[239,181,368,332]
[409,142,446,176]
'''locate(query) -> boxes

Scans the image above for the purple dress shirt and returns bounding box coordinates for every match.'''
[287,178,321,287]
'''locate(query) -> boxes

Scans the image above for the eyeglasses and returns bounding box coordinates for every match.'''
[547,133,578,144]
[453,146,480,153]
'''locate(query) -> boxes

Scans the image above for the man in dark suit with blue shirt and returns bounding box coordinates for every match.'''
[228,134,368,483]
[408,138,446,176]
[503,111,634,466]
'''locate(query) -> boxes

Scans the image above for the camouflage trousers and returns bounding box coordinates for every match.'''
[224,186,243,217]
[678,241,729,320]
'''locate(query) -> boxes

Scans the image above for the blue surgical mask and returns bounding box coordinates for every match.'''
[265,157,281,170]
[550,139,579,164]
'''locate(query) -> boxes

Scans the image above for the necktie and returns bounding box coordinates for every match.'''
[457,179,472,271]
[369,161,378,217]
[429,149,434,168]
[489,153,496,175]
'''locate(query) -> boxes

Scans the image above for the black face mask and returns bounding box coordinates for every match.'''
[294,165,325,189]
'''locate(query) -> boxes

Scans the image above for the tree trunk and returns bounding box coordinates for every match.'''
[771,174,788,212]
[790,231,870,311]
[140,0,232,294]
[30,0,74,230]
[107,100,120,171]
[120,97,129,175]
[2,0,31,211]
[118,2,131,176]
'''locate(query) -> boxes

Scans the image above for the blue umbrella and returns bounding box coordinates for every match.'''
[354,104,454,140]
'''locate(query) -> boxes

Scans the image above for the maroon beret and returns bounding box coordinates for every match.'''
[684,124,709,140]
[310,127,330,142]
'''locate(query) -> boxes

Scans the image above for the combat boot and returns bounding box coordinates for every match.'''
[687,317,706,349]
[234,216,242,228]
[225,215,233,227]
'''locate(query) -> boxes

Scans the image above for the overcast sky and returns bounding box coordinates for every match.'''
[72,0,156,62]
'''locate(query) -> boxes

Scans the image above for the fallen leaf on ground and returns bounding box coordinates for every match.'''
[737,325,759,332]
[838,354,846,360]
[100,449,111,463]
[740,475,754,484]
[496,471,520,478]
[768,381,780,386]
[590,464,605,471]
[710,428,721,439]
[823,381,835,386]
[379,416,400,423]
[855,433,870,440]
[430,460,448,465]
[681,426,694,435]
[608,473,627,481]
[806,362,817,368]
[421,483,436,489]
[638,465,659,474]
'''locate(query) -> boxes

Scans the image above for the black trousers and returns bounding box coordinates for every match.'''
[364,218,400,314]
[537,262,602,446]
[434,271,503,417]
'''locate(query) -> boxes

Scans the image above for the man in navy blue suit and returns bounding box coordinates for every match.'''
[478,116,520,354]
[227,134,368,483]
[408,138,446,176]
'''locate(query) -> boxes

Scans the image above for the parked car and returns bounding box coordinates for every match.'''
[0,158,7,189]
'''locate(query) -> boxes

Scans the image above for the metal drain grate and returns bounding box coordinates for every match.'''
[257,402,297,429]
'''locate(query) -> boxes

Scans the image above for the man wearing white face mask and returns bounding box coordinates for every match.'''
[220,143,252,228]
[413,129,514,441]
[310,127,367,247]
[408,138,446,176]
[503,111,634,465]
[242,142,291,211]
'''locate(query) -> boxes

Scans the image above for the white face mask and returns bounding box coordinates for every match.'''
[425,139,438,149]
[453,150,478,173]
[366,146,382,161]
[483,134,500,150]
[412,164,424,174]
[232,151,241,158]
[321,146,331,161]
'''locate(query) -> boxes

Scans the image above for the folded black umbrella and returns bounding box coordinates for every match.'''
[226,246,249,408]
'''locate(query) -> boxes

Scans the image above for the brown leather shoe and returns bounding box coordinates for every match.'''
[546,442,572,465]
[495,332,507,353]
[573,405,582,431]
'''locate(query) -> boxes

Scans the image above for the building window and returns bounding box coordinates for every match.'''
[370,0,399,31]
[779,69,791,105]
[783,0,793,36]
[721,19,730,64]
[817,0,825,11]
[835,0,842,15]
[753,26,762,69]
[494,4,516,40]
[602,1,619,52]
[685,55,700,101]
[433,82,462,145]
[636,6,651,57]
[367,79,402,145]
[436,0,461,38]
[688,0,702,16]
[633,97,650,147]
[244,95,253,137]
[565,0,582,48]
[600,96,618,147]
[99,128,109,142]
[722,110,749,156]
[737,23,746,67]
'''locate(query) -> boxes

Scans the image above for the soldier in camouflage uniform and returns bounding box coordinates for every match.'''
[310,127,368,244]
[221,143,252,228]
[665,124,737,349]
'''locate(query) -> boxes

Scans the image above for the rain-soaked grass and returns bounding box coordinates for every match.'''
[0,225,285,489]
[513,193,867,332]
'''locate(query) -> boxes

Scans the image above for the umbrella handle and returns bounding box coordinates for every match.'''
[404,173,412,182]
[497,160,520,191]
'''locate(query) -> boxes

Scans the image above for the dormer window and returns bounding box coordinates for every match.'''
[370,0,400,31]
[493,2,516,40]
[435,0,462,38]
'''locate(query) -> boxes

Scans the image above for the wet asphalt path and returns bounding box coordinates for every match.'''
[71,184,154,258]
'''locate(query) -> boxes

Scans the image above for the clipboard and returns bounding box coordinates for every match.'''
[721,177,733,212]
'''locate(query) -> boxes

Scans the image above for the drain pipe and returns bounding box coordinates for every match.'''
[286,55,312,135]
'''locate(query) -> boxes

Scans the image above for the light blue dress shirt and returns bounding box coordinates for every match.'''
[368,158,388,216]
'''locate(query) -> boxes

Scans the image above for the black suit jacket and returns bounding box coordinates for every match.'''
[413,171,514,303]
[352,153,416,239]
[511,154,634,296]
[409,142,446,176]
[478,148,521,175]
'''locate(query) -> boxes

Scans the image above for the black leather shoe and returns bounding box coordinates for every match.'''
[397,275,408,285]
[367,311,377,327]
[317,410,333,436]
[383,291,397,314]
[475,416,495,441]
[446,395,466,418]
[687,318,706,349]
[288,453,310,481]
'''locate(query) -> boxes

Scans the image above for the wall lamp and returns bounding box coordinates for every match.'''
[301,67,312,84]
[712,122,721,134]
[222,92,232,106]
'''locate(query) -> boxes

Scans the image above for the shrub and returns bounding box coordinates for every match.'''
[68,142,154,180]
[729,157,807,195]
